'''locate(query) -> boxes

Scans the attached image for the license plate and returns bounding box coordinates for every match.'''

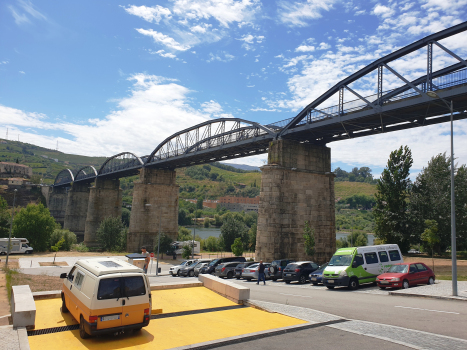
[380,281,389,284]
[101,315,120,322]
[311,277,317,281]
[327,279,334,284]
[285,274,290,276]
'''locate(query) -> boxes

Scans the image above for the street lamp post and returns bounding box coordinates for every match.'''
[156,206,161,276]
[6,189,18,267]
[427,91,457,296]
[192,215,196,259]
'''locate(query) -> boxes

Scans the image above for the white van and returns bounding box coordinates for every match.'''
[60,258,152,339]
[322,244,403,290]
[0,238,33,255]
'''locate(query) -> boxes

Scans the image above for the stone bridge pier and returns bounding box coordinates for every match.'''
[64,182,90,243]
[256,140,336,264]
[127,168,179,253]
[48,186,68,227]
[83,179,122,247]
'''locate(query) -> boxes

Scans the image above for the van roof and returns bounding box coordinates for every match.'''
[335,244,400,255]
[75,258,143,276]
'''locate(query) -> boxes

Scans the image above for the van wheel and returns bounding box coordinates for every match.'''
[402,280,410,289]
[189,270,194,277]
[61,296,69,313]
[348,278,359,290]
[326,286,335,289]
[79,316,90,339]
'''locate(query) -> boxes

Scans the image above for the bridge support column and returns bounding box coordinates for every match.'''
[48,187,68,227]
[64,183,90,243]
[127,168,179,253]
[256,140,336,264]
[83,179,122,247]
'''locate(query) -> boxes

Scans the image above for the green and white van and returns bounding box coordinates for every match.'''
[322,244,403,290]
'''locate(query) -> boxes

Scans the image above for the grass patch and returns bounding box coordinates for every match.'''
[437,275,467,281]
[3,267,18,302]
[335,181,376,200]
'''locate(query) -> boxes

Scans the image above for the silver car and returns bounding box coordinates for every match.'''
[194,262,209,277]
[241,263,271,281]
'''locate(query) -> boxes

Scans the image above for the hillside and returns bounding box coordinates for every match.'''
[334,181,376,201]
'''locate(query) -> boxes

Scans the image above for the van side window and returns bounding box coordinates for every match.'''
[98,278,122,300]
[124,276,146,297]
[353,254,364,267]
[68,267,77,282]
[74,271,85,290]
[364,252,379,264]
[378,251,389,263]
[389,250,401,261]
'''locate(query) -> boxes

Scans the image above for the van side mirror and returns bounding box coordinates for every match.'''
[60,273,67,279]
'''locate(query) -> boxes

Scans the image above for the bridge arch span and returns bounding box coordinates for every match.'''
[98,152,144,176]
[53,169,74,187]
[75,165,98,182]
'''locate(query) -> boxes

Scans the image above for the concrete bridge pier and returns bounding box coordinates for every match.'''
[48,186,68,227]
[127,168,179,253]
[83,179,122,247]
[64,182,90,242]
[256,140,336,264]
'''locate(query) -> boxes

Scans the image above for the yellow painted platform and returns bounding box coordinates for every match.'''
[30,287,307,350]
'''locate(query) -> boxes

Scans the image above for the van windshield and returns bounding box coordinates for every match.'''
[328,255,353,267]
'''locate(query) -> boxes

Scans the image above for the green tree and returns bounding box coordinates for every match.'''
[204,218,210,228]
[374,146,413,253]
[303,221,315,256]
[456,165,467,251]
[204,236,219,252]
[13,203,56,252]
[182,244,192,259]
[196,196,204,210]
[231,237,244,256]
[336,232,368,248]
[0,195,10,238]
[51,238,64,264]
[49,229,77,251]
[220,217,248,252]
[154,233,173,259]
[96,217,126,251]
[248,223,257,251]
[121,207,131,227]
[178,226,192,241]
[421,220,440,272]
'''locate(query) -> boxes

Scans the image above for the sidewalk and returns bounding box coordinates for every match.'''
[389,280,467,301]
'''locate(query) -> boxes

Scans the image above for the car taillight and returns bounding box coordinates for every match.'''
[295,268,300,272]
[144,308,150,315]
[89,316,98,323]
[221,267,225,272]
[278,267,281,271]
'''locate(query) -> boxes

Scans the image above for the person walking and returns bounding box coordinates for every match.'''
[141,246,150,274]
[257,260,266,285]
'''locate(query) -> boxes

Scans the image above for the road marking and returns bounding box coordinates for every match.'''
[395,306,460,314]
[279,293,314,298]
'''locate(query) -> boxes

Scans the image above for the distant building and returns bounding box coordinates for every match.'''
[0,162,33,179]
[217,196,259,213]
[41,155,48,159]
[8,178,24,186]
[184,199,218,209]
[53,159,58,162]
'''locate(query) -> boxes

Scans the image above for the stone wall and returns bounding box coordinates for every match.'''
[64,182,90,242]
[48,187,68,227]
[127,168,179,253]
[0,162,33,179]
[83,179,122,247]
[256,140,336,264]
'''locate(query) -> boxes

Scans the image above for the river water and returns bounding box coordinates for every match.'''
[187,227,375,245]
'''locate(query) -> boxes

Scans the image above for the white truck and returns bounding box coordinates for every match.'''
[0,238,34,255]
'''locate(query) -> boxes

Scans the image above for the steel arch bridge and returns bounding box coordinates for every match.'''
[53,21,467,188]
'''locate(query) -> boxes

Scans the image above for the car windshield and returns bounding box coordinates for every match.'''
[208,259,219,266]
[328,255,352,266]
[388,265,408,273]
[319,263,328,270]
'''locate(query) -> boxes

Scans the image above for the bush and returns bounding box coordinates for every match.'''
[204,236,219,252]
[49,229,77,251]
[72,243,89,252]
[178,226,192,241]
[231,237,244,256]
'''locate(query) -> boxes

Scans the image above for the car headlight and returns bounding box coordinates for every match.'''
[376,277,380,281]
[339,270,347,277]
[390,277,400,282]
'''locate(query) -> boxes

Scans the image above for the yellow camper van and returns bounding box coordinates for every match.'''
[60,258,151,339]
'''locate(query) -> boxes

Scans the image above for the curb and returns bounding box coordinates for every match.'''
[169,319,348,350]
[17,327,30,350]
[388,291,467,302]
[150,282,203,290]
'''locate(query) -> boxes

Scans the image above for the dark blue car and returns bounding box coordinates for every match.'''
[309,262,328,285]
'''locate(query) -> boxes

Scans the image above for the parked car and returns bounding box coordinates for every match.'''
[215,262,245,279]
[323,244,403,290]
[169,259,198,276]
[194,262,209,277]
[283,261,320,284]
[235,262,257,279]
[376,262,435,289]
[268,259,295,281]
[198,264,209,275]
[309,262,328,285]
[205,256,246,274]
[408,249,421,254]
[180,259,211,277]
[241,263,271,281]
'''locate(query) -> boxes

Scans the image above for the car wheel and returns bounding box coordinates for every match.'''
[326,286,335,289]
[402,280,410,289]
[189,270,194,277]
[227,271,233,279]
[271,278,277,281]
[428,277,435,285]
[285,280,291,284]
[61,296,69,313]
[79,316,90,339]
[299,275,307,284]
[348,278,359,290]
[312,282,318,286]
[25,250,31,254]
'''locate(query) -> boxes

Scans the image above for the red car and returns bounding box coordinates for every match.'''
[376,262,435,289]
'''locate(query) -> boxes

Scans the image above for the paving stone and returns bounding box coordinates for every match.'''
[0,326,20,350]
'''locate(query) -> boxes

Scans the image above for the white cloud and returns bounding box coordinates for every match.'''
[190,23,212,33]
[152,50,177,59]
[8,0,47,26]
[135,28,191,51]
[19,71,25,74]
[0,61,9,65]
[295,45,315,52]
[172,0,261,28]
[236,34,265,50]
[251,108,279,111]
[207,51,235,62]
[317,42,331,50]
[372,4,395,18]
[0,74,211,157]
[277,0,336,27]
[201,100,223,114]
[123,5,171,23]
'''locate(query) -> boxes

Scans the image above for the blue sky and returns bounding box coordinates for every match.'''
[1,0,467,179]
